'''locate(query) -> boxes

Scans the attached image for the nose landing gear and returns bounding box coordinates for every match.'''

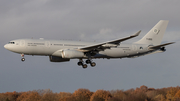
[21,54,25,62]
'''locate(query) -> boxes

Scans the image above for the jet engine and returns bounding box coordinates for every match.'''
[61,50,85,58]
[49,56,70,62]
[160,47,166,52]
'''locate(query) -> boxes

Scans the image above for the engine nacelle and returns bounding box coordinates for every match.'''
[160,47,166,52]
[49,56,70,62]
[62,50,85,58]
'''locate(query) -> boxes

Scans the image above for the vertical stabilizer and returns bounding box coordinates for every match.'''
[135,20,169,45]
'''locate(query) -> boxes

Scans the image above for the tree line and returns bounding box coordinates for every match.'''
[1,85,180,101]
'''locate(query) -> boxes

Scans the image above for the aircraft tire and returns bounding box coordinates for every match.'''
[82,64,87,69]
[91,62,96,67]
[21,58,25,62]
[77,62,83,66]
[86,60,91,64]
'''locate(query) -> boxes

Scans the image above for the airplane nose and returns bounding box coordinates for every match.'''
[4,44,8,49]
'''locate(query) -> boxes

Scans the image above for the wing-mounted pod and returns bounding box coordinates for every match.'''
[160,47,166,52]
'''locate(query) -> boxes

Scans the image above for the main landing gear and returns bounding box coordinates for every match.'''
[21,54,25,62]
[77,59,96,69]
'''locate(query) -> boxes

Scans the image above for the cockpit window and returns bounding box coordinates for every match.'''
[8,42,15,44]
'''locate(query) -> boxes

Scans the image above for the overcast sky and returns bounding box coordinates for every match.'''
[1,0,180,93]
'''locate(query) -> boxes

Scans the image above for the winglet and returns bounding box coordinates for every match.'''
[131,30,141,37]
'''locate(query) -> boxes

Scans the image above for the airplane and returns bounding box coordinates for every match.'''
[4,20,174,68]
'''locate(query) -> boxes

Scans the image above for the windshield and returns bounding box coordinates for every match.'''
[8,42,15,44]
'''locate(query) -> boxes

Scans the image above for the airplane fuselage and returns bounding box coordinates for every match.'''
[4,20,173,68]
[4,39,150,59]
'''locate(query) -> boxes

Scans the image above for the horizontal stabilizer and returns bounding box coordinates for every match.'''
[128,50,165,58]
[148,42,175,50]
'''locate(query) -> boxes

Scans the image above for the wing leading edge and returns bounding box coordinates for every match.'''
[78,30,141,52]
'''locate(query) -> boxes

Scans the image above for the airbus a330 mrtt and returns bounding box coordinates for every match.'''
[4,20,174,68]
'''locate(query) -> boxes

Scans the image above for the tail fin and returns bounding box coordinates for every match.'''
[135,20,169,45]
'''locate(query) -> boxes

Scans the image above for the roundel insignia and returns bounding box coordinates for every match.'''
[153,28,159,34]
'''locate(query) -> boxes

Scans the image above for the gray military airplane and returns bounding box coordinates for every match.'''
[4,20,174,68]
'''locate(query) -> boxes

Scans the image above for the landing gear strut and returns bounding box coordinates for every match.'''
[77,59,87,69]
[77,59,83,66]
[86,60,96,67]
[21,54,25,62]
[77,59,96,69]
[86,60,91,64]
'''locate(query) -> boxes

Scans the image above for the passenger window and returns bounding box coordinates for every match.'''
[140,47,143,50]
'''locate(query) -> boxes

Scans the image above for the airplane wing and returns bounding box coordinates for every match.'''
[148,42,175,50]
[78,30,141,52]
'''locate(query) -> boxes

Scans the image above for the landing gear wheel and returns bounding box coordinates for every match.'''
[82,64,88,69]
[21,58,25,62]
[86,60,91,64]
[77,62,83,66]
[21,54,25,62]
[90,62,96,67]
